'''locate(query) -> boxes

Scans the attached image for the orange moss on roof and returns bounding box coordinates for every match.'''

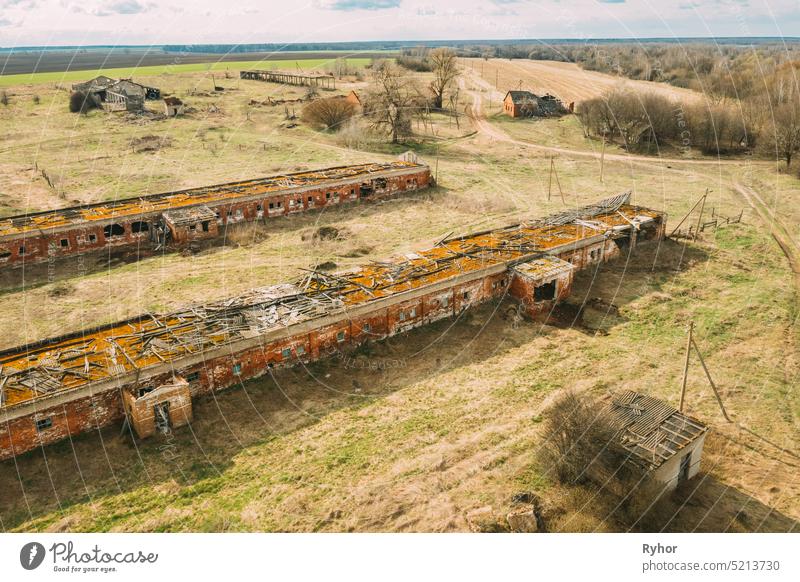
[0,204,660,410]
[0,161,423,238]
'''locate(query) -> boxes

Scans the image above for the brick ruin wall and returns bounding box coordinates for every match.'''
[0,167,431,268]
[0,214,664,461]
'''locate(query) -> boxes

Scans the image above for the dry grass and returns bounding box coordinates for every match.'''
[0,61,797,533]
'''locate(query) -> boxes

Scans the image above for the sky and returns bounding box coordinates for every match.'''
[0,0,798,47]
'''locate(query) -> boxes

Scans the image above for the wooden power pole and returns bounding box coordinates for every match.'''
[679,321,693,412]
[678,320,732,422]
[599,136,606,183]
[693,188,709,241]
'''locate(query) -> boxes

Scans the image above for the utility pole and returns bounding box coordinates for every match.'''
[669,191,709,238]
[678,320,732,422]
[553,159,565,205]
[679,321,693,412]
[693,188,708,241]
[599,135,607,184]
[547,157,553,201]
[691,335,732,422]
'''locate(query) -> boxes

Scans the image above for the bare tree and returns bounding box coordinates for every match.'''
[302,97,356,131]
[366,62,420,143]
[429,48,458,110]
[326,57,352,79]
[762,102,800,167]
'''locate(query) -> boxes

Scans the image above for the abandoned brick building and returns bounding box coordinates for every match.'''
[0,161,431,271]
[502,90,571,118]
[72,76,161,112]
[0,193,666,460]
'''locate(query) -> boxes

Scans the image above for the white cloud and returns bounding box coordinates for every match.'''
[92,0,154,17]
[2,0,798,46]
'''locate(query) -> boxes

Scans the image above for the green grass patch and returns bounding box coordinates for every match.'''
[0,58,373,88]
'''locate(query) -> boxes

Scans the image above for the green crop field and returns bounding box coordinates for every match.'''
[0,58,374,87]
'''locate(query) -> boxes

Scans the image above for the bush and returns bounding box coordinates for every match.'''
[396,55,433,72]
[69,91,97,114]
[578,88,757,155]
[537,391,629,486]
[336,117,382,149]
[302,97,356,131]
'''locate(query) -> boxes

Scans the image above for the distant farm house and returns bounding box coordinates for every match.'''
[602,390,708,491]
[502,90,571,118]
[72,76,161,113]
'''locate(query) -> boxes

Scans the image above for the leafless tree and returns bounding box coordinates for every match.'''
[366,62,420,143]
[429,48,459,110]
[762,101,800,167]
[302,97,356,131]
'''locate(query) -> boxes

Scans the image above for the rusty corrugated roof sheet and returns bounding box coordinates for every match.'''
[604,390,708,470]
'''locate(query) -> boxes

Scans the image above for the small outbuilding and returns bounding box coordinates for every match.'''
[71,76,160,113]
[604,390,708,491]
[163,96,185,116]
[503,90,569,118]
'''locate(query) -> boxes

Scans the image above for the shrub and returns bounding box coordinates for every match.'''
[537,391,629,486]
[302,97,356,131]
[69,91,97,114]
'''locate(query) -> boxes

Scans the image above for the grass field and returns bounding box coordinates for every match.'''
[0,59,797,532]
[0,58,374,87]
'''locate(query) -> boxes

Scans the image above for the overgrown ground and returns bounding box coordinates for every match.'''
[0,59,797,532]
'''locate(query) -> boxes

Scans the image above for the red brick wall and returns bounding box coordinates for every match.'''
[0,248,579,460]
[0,388,123,460]
[0,168,431,268]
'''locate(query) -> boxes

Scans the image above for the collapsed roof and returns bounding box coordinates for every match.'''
[0,193,663,411]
